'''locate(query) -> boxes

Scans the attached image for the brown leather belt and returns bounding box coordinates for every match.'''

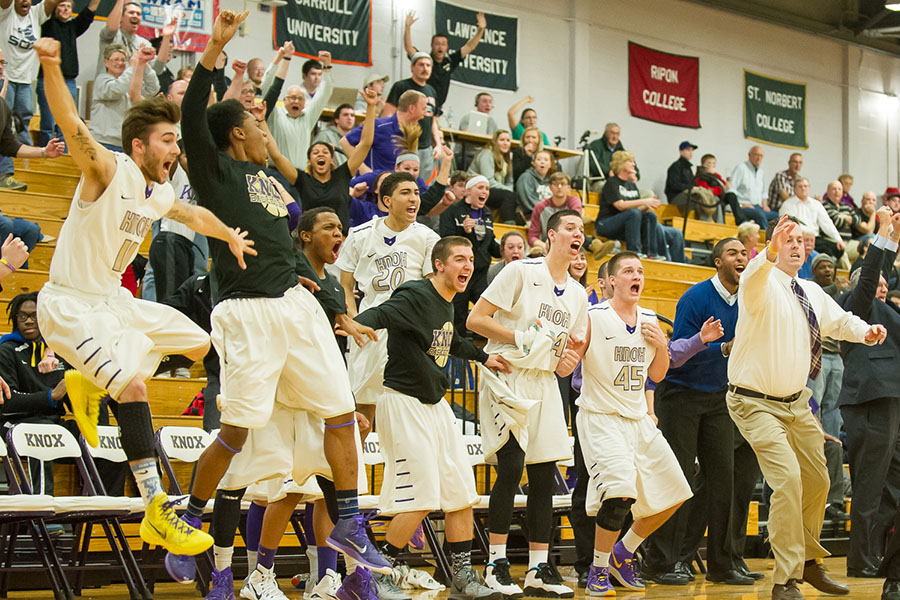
[728,384,803,404]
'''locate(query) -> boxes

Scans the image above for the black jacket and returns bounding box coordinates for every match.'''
[665,156,694,202]
[40,8,95,79]
[439,200,500,271]
[838,241,900,406]
[0,332,67,422]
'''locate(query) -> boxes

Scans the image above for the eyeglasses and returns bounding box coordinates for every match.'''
[0,60,7,66]
[284,95,303,102]
[550,181,569,187]
[15,312,36,323]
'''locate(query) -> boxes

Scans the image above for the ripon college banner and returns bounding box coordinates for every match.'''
[628,42,700,128]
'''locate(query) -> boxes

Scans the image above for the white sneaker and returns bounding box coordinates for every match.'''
[484,559,523,599]
[240,565,289,600]
[308,569,341,600]
[523,564,573,598]
[394,564,444,590]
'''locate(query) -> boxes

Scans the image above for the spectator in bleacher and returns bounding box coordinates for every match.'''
[459,92,498,133]
[852,191,879,241]
[666,141,709,218]
[0,292,125,495]
[263,48,333,172]
[737,221,760,259]
[885,187,900,214]
[312,103,355,168]
[838,208,900,581]
[768,152,803,214]
[403,10,486,112]
[798,226,819,279]
[96,0,174,99]
[245,57,264,94]
[780,177,845,261]
[349,170,390,227]
[507,95,550,145]
[511,126,542,188]
[568,246,587,286]
[486,230,525,285]
[37,0,99,146]
[439,175,500,335]
[731,145,773,229]
[354,73,388,115]
[586,122,639,184]
[383,52,442,176]
[595,150,659,256]
[342,89,426,173]
[888,289,900,309]
[299,57,323,102]
[529,171,582,251]
[468,129,516,223]
[89,43,154,152]
[823,179,856,268]
[515,148,553,219]
[838,174,856,209]
[696,154,745,224]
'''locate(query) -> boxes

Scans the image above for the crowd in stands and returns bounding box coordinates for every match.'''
[5,3,900,599]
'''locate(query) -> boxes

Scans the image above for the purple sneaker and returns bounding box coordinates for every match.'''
[206,566,236,600]
[585,565,614,597]
[336,566,379,600]
[609,541,645,591]
[326,515,392,574]
[164,515,202,583]
[409,523,425,550]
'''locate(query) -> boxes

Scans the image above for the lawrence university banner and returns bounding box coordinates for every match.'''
[274,0,372,67]
[628,42,699,128]
[434,0,517,92]
[744,70,807,149]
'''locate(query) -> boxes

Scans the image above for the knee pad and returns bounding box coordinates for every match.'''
[595,497,635,532]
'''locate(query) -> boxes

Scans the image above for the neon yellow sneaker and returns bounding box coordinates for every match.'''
[139,494,213,555]
[65,369,104,447]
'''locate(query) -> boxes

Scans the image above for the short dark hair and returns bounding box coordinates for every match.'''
[700,153,716,164]
[380,171,417,199]
[431,33,449,44]
[122,1,140,12]
[432,236,472,271]
[475,92,492,106]
[712,237,740,262]
[297,206,338,247]
[121,97,181,157]
[206,99,249,151]
[307,141,334,160]
[450,170,468,186]
[333,103,354,121]
[597,260,609,280]
[302,59,322,77]
[607,251,641,277]
[546,209,582,233]
[7,291,38,328]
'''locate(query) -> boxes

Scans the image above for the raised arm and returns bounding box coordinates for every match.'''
[302,50,333,124]
[42,0,60,17]
[164,201,256,269]
[507,96,532,130]
[346,88,378,174]
[128,46,154,102]
[106,0,124,32]
[35,38,115,197]
[460,12,486,56]
[154,17,177,67]
[403,11,418,57]
[742,215,790,312]
[264,117,299,184]
[74,0,101,36]
[845,207,893,320]
[221,59,247,101]
[260,42,291,98]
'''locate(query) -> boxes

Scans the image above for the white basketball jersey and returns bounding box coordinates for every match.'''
[336,217,439,312]
[49,153,175,296]
[159,164,196,241]
[578,303,657,420]
[480,258,588,372]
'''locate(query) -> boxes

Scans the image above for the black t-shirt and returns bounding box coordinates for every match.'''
[294,251,346,327]
[385,78,436,149]
[182,65,298,302]
[294,163,353,234]
[355,279,487,404]
[598,175,641,220]
[40,9,94,79]
[427,50,465,110]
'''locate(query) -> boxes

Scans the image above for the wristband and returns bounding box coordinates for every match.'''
[283,57,291,61]
[322,66,332,70]
[0,259,16,272]
[41,147,46,158]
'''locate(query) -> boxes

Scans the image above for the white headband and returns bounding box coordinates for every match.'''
[466,175,489,189]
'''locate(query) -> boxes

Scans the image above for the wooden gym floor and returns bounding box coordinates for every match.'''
[6,557,886,599]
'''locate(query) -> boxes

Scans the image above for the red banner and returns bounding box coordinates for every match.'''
[135,0,219,54]
[628,42,699,128]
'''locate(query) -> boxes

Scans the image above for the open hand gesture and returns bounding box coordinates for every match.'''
[405,11,417,28]
[476,12,486,29]
[768,215,797,255]
[865,324,888,345]
[44,138,65,159]
[699,316,724,343]
[162,15,178,38]
[226,227,257,270]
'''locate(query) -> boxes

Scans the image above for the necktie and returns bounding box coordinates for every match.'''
[791,278,822,380]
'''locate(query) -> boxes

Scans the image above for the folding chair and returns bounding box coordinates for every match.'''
[0,435,72,600]
[6,423,141,599]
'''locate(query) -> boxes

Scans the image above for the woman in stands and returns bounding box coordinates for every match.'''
[511,126,544,187]
[89,43,154,152]
[569,246,588,286]
[737,221,760,259]
[515,149,554,221]
[507,95,550,145]
[468,129,517,224]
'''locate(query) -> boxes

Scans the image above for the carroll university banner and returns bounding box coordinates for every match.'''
[434,1,517,92]
[274,0,372,66]
[628,42,700,128]
[744,70,808,149]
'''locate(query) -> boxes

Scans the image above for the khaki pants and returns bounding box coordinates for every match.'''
[726,388,829,584]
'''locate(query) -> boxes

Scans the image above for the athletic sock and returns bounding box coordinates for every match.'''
[528,549,549,569]
[246,550,258,572]
[304,504,316,545]
[214,545,234,572]
[318,545,338,579]
[621,528,645,555]
[335,489,359,519]
[257,545,276,570]
[592,549,610,569]
[246,502,265,571]
[130,458,164,505]
[185,495,206,521]
[381,541,403,566]
[306,546,318,585]
[489,544,506,564]
[448,540,472,576]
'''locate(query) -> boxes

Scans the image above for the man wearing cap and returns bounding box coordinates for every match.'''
[355,73,389,115]
[666,141,704,216]
[768,153,803,214]
[383,52,442,177]
[404,10,486,111]
[727,215,885,600]
[884,187,900,214]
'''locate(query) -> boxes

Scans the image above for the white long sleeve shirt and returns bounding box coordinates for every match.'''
[779,196,842,243]
[728,251,871,397]
[731,160,766,206]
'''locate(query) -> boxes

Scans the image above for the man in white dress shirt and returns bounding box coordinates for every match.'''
[780,178,846,262]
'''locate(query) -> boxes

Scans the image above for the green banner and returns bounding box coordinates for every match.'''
[743,70,807,149]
